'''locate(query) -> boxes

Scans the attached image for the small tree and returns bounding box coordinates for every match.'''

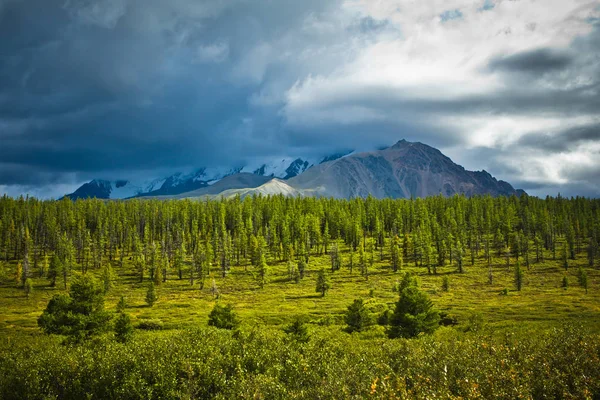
[315,268,331,297]
[562,244,569,271]
[257,254,268,289]
[442,276,449,292]
[24,278,33,298]
[38,274,111,342]
[210,278,219,298]
[297,258,306,280]
[388,285,440,339]
[101,265,115,294]
[578,267,588,294]
[283,317,309,343]
[146,282,158,307]
[114,312,134,343]
[515,261,523,291]
[116,295,127,312]
[15,262,22,287]
[398,272,417,293]
[562,275,569,290]
[344,298,373,333]
[208,303,239,330]
[47,254,62,287]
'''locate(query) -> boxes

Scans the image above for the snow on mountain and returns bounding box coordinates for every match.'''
[64,178,169,200]
[245,157,317,179]
[63,151,355,199]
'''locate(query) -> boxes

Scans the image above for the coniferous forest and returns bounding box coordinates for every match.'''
[0,193,599,398]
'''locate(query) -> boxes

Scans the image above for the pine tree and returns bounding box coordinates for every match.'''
[15,262,22,287]
[344,299,373,333]
[146,282,158,306]
[315,268,331,297]
[24,278,33,298]
[297,258,306,280]
[515,261,523,291]
[391,236,401,273]
[578,266,588,294]
[257,250,268,289]
[114,312,134,343]
[101,264,115,293]
[442,276,449,292]
[388,284,440,338]
[116,295,127,312]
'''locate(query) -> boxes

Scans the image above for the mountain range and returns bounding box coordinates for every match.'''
[64,140,523,200]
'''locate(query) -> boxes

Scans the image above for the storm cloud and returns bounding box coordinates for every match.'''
[1,0,600,198]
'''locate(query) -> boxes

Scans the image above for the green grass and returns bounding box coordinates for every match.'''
[1,243,599,337]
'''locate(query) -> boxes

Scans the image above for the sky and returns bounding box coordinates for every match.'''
[1,0,599,198]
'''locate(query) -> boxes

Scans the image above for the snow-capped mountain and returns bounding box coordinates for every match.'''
[64,178,167,200]
[62,141,525,201]
[248,157,314,179]
[64,153,351,200]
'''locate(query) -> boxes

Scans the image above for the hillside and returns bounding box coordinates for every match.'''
[289,140,520,198]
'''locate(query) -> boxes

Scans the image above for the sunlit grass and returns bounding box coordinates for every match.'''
[1,241,599,337]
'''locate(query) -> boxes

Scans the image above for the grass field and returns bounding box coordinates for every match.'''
[1,241,598,338]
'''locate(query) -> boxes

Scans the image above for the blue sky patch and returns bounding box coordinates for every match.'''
[440,9,463,22]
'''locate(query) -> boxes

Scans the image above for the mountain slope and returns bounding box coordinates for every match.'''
[63,141,521,200]
[192,179,302,200]
[288,140,520,199]
[163,173,272,199]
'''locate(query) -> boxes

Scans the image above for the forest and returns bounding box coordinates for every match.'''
[0,193,599,399]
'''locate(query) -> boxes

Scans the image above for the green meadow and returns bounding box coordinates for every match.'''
[0,194,599,398]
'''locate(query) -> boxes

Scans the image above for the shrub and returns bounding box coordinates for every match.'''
[136,319,164,331]
[283,317,309,343]
[208,303,239,330]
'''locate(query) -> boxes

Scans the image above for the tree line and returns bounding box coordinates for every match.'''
[1,193,599,291]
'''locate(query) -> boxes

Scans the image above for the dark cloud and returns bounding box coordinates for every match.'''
[0,0,354,188]
[515,124,600,152]
[1,0,600,198]
[488,48,573,74]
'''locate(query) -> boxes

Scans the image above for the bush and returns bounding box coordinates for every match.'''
[439,312,458,326]
[1,326,599,399]
[136,319,164,331]
[283,317,309,343]
[208,303,239,330]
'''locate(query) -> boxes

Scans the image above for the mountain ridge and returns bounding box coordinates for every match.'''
[63,140,523,200]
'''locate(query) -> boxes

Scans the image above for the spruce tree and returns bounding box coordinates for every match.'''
[146,282,158,307]
[114,312,134,343]
[344,298,373,333]
[515,261,523,291]
[315,268,331,297]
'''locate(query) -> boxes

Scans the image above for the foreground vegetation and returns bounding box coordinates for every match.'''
[1,324,599,399]
[0,193,599,398]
